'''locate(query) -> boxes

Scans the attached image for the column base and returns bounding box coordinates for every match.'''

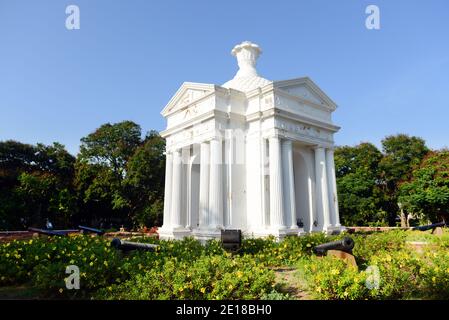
[244,227,306,241]
[323,225,346,235]
[158,227,192,240]
[191,227,223,242]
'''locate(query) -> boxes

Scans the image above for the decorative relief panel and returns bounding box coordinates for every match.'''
[274,94,330,122]
[275,118,333,142]
[166,121,214,149]
[282,85,323,105]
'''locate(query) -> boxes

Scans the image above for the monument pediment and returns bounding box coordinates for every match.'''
[274,77,337,111]
[161,82,216,117]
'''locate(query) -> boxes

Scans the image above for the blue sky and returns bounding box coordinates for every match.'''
[0,0,448,155]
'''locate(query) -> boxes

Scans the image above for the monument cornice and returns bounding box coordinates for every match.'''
[160,109,245,139]
[273,88,335,113]
[246,108,340,133]
[262,128,334,148]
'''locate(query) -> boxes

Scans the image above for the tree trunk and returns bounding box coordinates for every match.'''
[400,208,407,228]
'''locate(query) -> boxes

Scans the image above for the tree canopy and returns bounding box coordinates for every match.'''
[399,150,449,223]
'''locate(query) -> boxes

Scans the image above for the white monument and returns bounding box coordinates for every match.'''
[159,41,342,240]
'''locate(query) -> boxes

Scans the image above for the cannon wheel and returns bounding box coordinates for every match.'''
[326,250,358,270]
[432,227,444,235]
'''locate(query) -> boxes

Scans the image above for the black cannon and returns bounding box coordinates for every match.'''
[28,227,66,237]
[221,229,242,252]
[78,225,104,236]
[111,238,159,252]
[412,222,446,232]
[313,237,355,255]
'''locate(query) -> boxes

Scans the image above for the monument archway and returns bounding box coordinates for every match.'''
[293,147,316,233]
[187,152,200,229]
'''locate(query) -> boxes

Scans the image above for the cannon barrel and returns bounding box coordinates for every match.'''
[111,238,159,252]
[78,225,104,235]
[28,227,66,237]
[412,222,446,232]
[313,237,355,255]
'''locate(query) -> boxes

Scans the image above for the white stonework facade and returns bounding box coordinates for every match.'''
[159,41,343,240]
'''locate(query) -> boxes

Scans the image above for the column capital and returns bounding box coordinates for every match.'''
[281,139,293,147]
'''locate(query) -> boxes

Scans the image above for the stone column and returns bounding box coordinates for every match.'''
[162,152,173,229]
[326,148,340,227]
[199,142,210,228]
[282,140,297,229]
[209,138,223,229]
[314,147,331,230]
[269,137,286,229]
[170,149,183,228]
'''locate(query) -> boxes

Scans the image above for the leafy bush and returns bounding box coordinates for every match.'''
[418,247,449,299]
[300,256,370,300]
[2,230,449,300]
[240,233,332,267]
[97,254,275,300]
[368,250,422,299]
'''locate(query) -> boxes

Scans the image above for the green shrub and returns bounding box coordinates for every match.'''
[300,256,370,300]
[97,254,275,300]
[418,247,449,299]
[368,249,422,299]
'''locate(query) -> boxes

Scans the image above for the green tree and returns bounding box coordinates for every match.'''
[335,143,387,226]
[399,150,449,223]
[76,121,142,226]
[379,134,429,225]
[125,130,166,227]
[0,141,76,229]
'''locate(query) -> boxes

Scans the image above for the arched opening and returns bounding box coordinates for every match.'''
[188,152,200,230]
[293,147,315,232]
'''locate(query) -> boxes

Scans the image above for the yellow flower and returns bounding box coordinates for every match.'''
[236,271,243,278]
[432,277,436,283]
[28,240,33,245]
[59,288,64,294]
[89,261,94,266]
[179,287,184,292]
[200,287,206,294]
[331,268,340,276]
[228,284,233,290]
